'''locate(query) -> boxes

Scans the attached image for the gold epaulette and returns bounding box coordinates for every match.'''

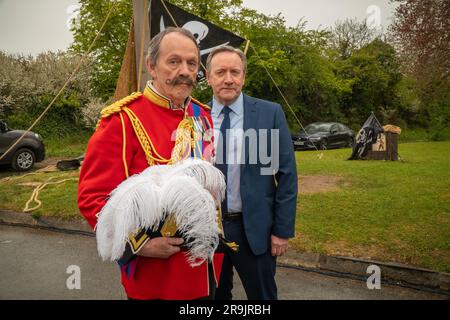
[191,97,211,111]
[100,92,143,118]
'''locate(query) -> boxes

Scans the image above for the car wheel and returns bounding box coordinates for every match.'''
[12,148,35,171]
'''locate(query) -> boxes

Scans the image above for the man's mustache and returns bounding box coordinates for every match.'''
[166,76,197,87]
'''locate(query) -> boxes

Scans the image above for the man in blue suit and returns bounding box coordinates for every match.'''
[206,46,298,300]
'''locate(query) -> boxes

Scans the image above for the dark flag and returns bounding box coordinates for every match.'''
[149,0,246,81]
[348,113,384,160]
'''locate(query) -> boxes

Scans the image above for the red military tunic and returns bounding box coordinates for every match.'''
[78,84,223,300]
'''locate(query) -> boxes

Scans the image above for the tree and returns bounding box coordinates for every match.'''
[390,0,450,137]
[70,0,132,102]
[0,51,94,137]
[330,18,378,59]
[390,0,449,78]
[336,39,402,126]
[170,0,243,25]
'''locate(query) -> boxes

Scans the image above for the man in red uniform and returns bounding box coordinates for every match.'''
[78,27,222,300]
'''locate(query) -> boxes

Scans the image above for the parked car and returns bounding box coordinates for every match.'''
[292,122,354,151]
[0,120,45,171]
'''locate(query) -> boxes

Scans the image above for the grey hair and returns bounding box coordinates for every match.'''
[206,45,247,74]
[146,27,200,67]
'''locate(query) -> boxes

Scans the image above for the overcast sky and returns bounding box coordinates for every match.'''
[0,0,397,56]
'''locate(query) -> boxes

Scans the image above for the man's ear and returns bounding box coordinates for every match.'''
[146,58,157,79]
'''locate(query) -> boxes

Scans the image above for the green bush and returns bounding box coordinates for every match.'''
[429,126,450,142]
[399,127,450,143]
[0,51,95,139]
[5,93,86,138]
[399,128,429,143]
[5,112,34,131]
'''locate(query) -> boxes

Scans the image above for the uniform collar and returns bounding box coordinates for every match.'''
[143,81,191,110]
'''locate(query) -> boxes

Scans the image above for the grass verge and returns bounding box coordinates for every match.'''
[293,141,450,272]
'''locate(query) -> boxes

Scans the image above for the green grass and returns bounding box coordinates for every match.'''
[0,171,81,220]
[0,132,90,220]
[293,141,450,272]
[44,131,92,158]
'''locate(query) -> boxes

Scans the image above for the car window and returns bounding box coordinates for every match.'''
[330,124,338,132]
[305,123,332,134]
[338,124,347,132]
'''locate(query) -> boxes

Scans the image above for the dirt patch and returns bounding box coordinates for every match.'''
[299,175,344,194]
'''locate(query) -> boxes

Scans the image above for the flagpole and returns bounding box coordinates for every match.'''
[137,0,149,91]
[146,0,152,90]
[113,18,137,101]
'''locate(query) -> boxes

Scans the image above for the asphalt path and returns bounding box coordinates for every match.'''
[0,224,447,300]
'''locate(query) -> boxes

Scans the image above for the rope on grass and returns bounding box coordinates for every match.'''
[23,176,79,213]
[0,165,60,184]
[0,172,38,184]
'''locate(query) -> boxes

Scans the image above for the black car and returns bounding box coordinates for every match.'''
[0,120,45,171]
[292,122,354,151]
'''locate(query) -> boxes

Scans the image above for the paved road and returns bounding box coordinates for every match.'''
[0,224,447,300]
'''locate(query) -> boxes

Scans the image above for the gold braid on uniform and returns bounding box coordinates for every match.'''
[122,107,158,166]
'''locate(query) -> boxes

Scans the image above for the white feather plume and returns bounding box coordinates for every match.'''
[160,175,221,266]
[96,173,163,261]
[168,159,226,206]
[95,159,226,266]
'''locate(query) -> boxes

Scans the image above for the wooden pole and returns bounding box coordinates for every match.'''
[113,19,138,101]
[137,0,149,91]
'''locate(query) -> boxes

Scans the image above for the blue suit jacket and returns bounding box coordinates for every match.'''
[212,94,298,255]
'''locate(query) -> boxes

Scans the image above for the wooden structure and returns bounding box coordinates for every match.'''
[365,125,401,161]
